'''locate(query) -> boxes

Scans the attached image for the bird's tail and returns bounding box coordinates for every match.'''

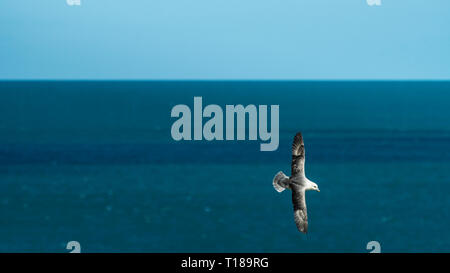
[273,171,290,192]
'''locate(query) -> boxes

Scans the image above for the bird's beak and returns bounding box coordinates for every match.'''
[316,188,320,192]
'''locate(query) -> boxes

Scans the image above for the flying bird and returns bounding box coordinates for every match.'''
[273,132,320,234]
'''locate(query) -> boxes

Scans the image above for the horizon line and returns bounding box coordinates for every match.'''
[1,79,450,82]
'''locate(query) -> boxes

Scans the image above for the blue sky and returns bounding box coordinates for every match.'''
[1,0,449,79]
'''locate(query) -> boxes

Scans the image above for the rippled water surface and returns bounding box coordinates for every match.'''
[0,81,449,252]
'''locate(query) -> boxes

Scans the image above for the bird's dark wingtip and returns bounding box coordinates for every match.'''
[294,132,303,144]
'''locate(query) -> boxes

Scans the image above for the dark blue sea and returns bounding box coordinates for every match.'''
[0,81,449,252]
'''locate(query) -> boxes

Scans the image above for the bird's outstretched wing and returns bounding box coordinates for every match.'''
[291,132,305,178]
[291,184,308,233]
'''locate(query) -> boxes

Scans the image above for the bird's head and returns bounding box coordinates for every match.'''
[308,182,320,192]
